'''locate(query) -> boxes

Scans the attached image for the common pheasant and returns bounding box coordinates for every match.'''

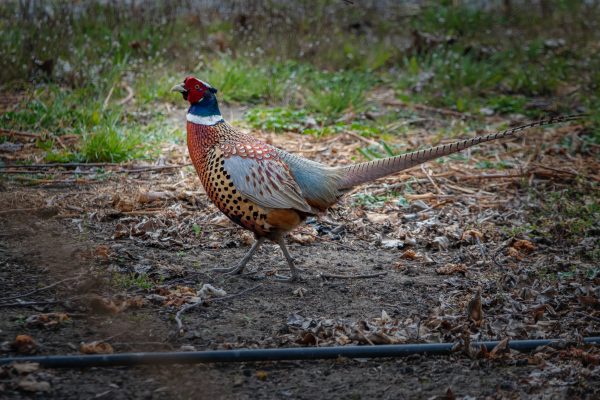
[172,76,582,281]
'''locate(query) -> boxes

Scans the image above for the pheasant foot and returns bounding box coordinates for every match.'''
[211,237,265,276]
[275,237,302,282]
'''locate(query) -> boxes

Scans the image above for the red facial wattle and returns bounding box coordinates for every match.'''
[184,77,207,104]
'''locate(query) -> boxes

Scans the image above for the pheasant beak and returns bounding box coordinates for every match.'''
[171,83,188,100]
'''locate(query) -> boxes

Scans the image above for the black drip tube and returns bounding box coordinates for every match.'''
[2,337,599,368]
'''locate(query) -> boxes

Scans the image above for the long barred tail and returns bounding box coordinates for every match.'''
[336,114,586,190]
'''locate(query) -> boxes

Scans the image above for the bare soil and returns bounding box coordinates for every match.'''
[1,119,599,399]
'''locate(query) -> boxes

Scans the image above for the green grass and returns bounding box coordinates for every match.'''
[245,107,316,133]
[114,272,160,291]
[80,125,144,163]
[1,0,599,162]
[305,71,374,120]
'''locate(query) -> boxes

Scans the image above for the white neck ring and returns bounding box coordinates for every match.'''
[186,113,223,126]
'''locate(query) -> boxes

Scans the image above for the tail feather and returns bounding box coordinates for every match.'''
[336,114,585,190]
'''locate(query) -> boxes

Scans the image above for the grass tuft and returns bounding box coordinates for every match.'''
[80,126,144,163]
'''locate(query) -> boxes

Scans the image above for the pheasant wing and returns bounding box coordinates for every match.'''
[223,153,314,214]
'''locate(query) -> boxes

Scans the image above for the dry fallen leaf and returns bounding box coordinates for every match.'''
[559,348,600,366]
[512,239,535,252]
[87,295,123,314]
[126,296,145,309]
[210,214,231,227]
[461,229,483,242]
[11,334,37,354]
[239,231,254,246]
[393,261,407,271]
[26,312,70,328]
[488,337,510,358]
[578,295,599,307]
[137,190,171,204]
[255,370,269,381]
[467,289,483,324]
[112,194,135,212]
[288,233,316,244]
[506,246,522,260]
[80,341,114,354]
[533,308,545,323]
[365,212,398,224]
[297,332,317,346]
[400,249,419,260]
[94,245,111,261]
[113,223,130,240]
[293,287,307,298]
[444,387,456,400]
[18,377,50,392]
[12,362,40,374]
[435,263,467,275]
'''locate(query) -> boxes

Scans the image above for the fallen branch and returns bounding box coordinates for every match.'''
[0,207,44,215]
[532,163,600,182]
[0,277,79,303]
[174,284,262,334]
[0,162,121,168]
[0,170,98,175]
[0,128,41,138]
[9,176,96,185]
[0,300,64,308]
[0,163,192,174]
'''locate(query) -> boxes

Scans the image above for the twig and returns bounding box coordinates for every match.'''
[344,131,382,148]
[119,164,192,174]
[458,173,529,181]
[204,284,263,304]
[0,207,44,215]
[117,84,135,106]
[357,328,375,346]
[174,284,262,333]
[0,128,41,138]
[318,272,388,279]
[0,162,121,168]
[421,164,445,195]
[8,176,96,185]
[532,163,600,182]
[383,100,472,119]
[0,300,63,308]
[0,277,78,302]
[0,163,192,174]
[0,170,99,175]
[102,83,116,111]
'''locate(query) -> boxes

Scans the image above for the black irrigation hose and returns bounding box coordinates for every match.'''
[2,337,600,368]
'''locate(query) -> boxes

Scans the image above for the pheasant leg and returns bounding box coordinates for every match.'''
[212,237,265,275]
[275,237,301,282]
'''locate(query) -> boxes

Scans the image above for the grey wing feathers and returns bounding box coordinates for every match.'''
[223,156,315,213]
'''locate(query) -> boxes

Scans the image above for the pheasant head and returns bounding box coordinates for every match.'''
[171,76,217,104]
[172,76,223,126]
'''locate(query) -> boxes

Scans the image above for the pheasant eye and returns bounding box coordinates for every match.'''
[195,84,200,90]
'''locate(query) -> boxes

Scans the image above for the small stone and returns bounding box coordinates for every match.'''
[381,239,404,249]
[479,107,495,116]
[432,236,450,250]
[233,376,244,387]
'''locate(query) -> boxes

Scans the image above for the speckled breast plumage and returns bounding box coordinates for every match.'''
[187,121,301,237]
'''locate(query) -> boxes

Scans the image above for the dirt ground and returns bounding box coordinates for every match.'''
[1,116,600,399]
